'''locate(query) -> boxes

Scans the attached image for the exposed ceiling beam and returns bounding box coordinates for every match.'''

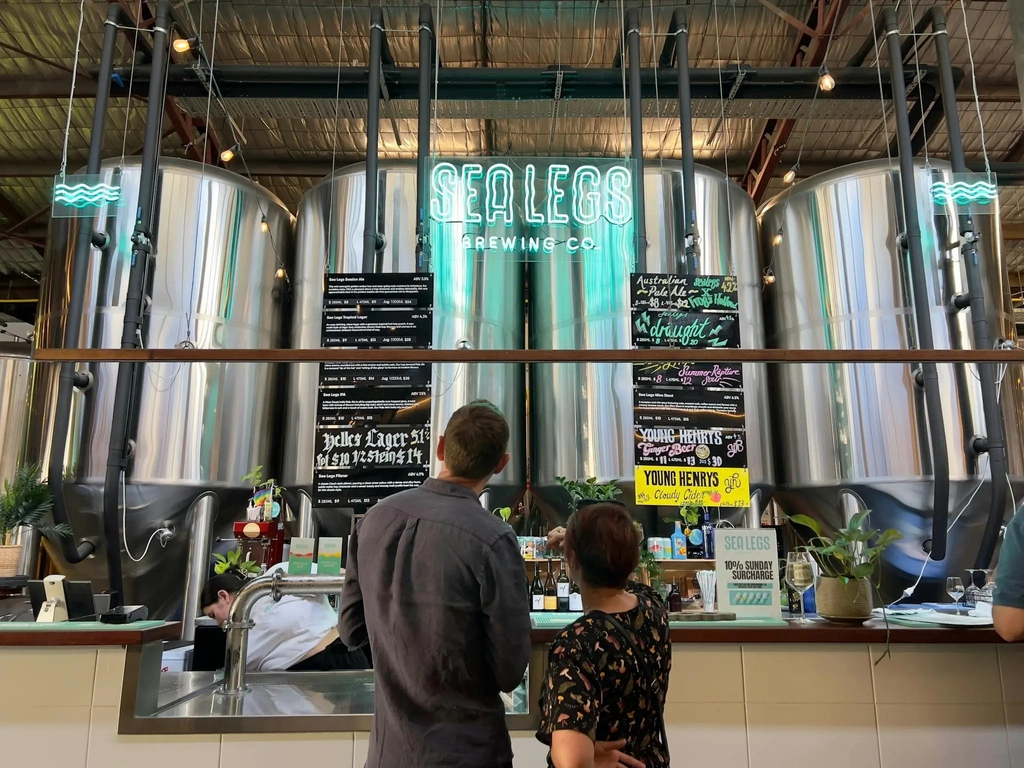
[739,0,852,204]
[1004,222,1024,239]
[0,191,26,227]
[0,276,40,302]
[0,71,1016,102]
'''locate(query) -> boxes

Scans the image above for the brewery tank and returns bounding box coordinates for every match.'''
[282,161,526,528]
[759,158,1024,600]
[27,158,293,617]
[0,348,31,482]
[529,162,774,525]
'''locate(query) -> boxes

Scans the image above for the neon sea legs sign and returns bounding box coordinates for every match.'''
[429,161,634,256]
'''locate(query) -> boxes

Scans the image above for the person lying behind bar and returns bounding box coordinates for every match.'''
[339,400,532,768]
[994,508,1024,641]
[201,563,370,672]
[538,503,672,768]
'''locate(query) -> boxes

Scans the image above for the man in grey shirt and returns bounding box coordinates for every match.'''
[340,400,531,768]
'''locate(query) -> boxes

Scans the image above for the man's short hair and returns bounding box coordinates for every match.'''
[442,399,509,480]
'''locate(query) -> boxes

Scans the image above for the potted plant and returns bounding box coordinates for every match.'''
[0,463,70,577]
[242,465,284,521]
[787,510,902,624]
[555,476,622,512]
[212,547,261,576]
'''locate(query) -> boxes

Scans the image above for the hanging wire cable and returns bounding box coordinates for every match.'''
[584,0,601,68]
[185,0,223,347]
[648,0,665,166]
[58,0,87,180]
[619,0,628,156]
[957,0,992,177]
[906,0,932,166]
[326,0,348,272]
[432,0,443,166]
[868,0,895,169]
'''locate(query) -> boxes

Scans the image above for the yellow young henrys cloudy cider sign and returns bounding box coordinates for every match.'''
[634,466,750,507]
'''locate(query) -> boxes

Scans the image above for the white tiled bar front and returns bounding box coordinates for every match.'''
[2,641,1022,767]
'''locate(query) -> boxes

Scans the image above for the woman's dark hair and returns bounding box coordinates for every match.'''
[200,568,247,610]
[564,502,641,589]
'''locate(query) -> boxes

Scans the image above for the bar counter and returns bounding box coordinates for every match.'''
[2,619,1021,768]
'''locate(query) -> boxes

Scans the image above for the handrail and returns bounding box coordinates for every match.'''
[30,347,1024,364]
[219,571,347,695]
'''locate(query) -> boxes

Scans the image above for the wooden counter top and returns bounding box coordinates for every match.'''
[0,621,181,647]
[530,619,1003,644]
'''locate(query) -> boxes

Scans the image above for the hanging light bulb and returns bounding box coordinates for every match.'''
[763,268,776,286]
[818,64,835,92]
[772,228,784,247]
[260,215,270,233]
[173,37,193,54]
[783,163,799,185]
[220,145,237,163]
[275,267,287,280]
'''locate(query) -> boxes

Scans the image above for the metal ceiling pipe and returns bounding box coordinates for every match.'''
[415,3,434,271]
[929,6,1010,569]
[47,2,130,565]
[363,6,385,270]
[882,7,950,561]
[100,0,174,606]
[625,6,647,270]
[670,8,699,272]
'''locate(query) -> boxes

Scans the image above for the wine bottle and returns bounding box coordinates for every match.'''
[569,578,583,612]
[556,560,570,611]
[544,562,558,611]
[668,580,683,612]
[531,564,544,612]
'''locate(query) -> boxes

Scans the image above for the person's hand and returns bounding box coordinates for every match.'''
[594,739,645,768]
[547,526,567,553]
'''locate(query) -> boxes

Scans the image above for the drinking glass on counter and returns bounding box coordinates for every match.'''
[785,551,815,624]
[946,576,965,615]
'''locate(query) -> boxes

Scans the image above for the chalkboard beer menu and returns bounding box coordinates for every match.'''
[630,274,751,508]
[312,274,434,509]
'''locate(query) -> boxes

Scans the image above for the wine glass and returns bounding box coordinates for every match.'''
[946,576,965,615]
[785,551,815,624]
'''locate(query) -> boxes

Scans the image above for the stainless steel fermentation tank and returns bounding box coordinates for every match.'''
[0,349,31,482]
[283,161,526,528]
[529,162,775,526]
[759,158,1024,601]
[0,349,35,575]
[27,158,293,617]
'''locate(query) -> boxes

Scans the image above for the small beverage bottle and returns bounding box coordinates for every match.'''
[668,580,683,612]
[531,564,544,612]
[544,563,558,611]
[569,578,583,612]
[671,521,688,560]
[556,560,570,611]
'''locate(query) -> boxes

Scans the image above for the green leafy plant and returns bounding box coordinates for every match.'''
[493,506,512,522]
[241,465,265,488]
[635,548,664,583]
[0,463,70,544]
[556,476,622,512]
[242,465,283,500]
[663,504,701,528]
[787,510,902,584]
[212,548,260,576]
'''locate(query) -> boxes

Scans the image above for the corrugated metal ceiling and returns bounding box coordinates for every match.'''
[0,0,1022,278]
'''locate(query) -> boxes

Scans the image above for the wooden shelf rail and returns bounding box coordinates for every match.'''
[29,347,1024,364]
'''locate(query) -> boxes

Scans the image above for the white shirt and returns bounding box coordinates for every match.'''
[245,562,341,672]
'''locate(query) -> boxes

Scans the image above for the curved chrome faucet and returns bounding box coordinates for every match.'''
[218,571,346,695]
